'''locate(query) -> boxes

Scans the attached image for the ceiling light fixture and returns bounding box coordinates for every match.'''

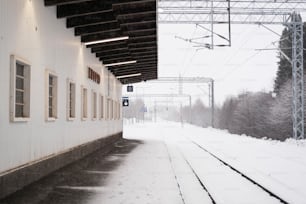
[104,60,137,67]
[84,36,129,46]
[116,73,141,79]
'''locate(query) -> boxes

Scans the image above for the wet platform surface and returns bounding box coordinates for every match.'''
[0,139,184,204]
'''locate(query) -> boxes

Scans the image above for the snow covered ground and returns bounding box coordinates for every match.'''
[124,120,306,204]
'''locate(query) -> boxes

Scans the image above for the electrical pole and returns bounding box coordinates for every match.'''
[180,102,183,127]
[212,80,215,128]
[154,100,157,123]
[189,95,192,124]
[289,12,304,139]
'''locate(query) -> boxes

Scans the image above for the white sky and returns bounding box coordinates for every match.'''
[159,24,284,104]
[123,23,297,106]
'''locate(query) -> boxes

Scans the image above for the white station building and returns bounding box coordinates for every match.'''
[0,0,158,198]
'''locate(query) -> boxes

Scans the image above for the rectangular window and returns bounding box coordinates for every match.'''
[117,101,119,120]
[117,101,120,120]
[46,72,58,120]
[110,99,113,120]
[118,102,121,120]
[106,98,110,120]
[15,63,25,117]
[114,101,117,120]
[67,80,76,120]
[100,95,104,120]
[92,91,97,120]
[10,55,31,122]
[82,87,88,120]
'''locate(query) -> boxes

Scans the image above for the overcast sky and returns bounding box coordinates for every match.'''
[124,23,287,106]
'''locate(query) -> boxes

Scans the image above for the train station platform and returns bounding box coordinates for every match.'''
[2,121,306,204]
[1,136,206,204]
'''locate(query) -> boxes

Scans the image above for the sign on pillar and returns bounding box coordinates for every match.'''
[122,97,129,107]
[127,85,133,92]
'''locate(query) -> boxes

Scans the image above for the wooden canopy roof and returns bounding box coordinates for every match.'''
[45,0,158,84]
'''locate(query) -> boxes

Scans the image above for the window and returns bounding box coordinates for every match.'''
[106,98,110,120]
[46,71,58,120]
[81,86,88,120]
[92,91,97,120]
[117,102,121,120]
[10,55,31,122]
[67,80,76,120]
[99,95,104,120]
[116,101,120,120]
[110,99,113,120]
[113,100,117,120]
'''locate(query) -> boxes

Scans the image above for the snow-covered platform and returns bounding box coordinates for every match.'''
[2,121,306,204]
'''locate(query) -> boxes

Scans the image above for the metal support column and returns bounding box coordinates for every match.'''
[154,101,157,123]
[290,12,304,139]
[179,75,183,95]
[210,0,214,49]
[211,80,215,128]
[189,95,192,124]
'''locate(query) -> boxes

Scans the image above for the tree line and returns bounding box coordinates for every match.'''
[184,22,306,141]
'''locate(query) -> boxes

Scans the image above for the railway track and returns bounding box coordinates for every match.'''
[172,139,289,204]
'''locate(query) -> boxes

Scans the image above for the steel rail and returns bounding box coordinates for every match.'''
[190,139,289,204]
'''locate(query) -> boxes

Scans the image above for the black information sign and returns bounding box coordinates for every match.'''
[127,85,133,92]
[122,97,129,107]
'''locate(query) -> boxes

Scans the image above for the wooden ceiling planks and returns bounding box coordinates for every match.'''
[45,0,158,84]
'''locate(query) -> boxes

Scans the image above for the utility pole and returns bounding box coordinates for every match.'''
[154,100,157,123]
[289,12,304,139]
[179,75,183,95]
[211,80,215,128]
[255,13,304,139]
[189,95,192,124]
[207,81,214,127]
[180,102,183,127]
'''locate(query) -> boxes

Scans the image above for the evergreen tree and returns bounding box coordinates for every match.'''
[218,96,238,130]
[274,28,292,93]
[269,80,293,140]
[217,92,273,138]
[190,99,211,127]
[274,23,306,94]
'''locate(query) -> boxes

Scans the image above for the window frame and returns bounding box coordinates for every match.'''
[106,98,110,120]
[92,90,97,120]
[110,99,113,120]
[67,79,76,121]
[113,100,117,120]
[118,101,121,120]
[99,94,104,120]
[81,86,88,120]
[45,70,58,121]
[116,100,120,120]
[10,55,31,122]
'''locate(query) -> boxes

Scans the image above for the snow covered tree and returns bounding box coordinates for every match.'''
[190,99,211,127]
[218,96,239,130]
[274,28,292,94]
[270,74,306,140]
[229,92,273,137]
[269,80,293,140]
[217,92,273,138]
[274,23,306,94]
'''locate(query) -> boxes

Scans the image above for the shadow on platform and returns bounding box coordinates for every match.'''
[0,139,142,204]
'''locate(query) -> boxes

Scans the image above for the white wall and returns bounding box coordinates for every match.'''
[0,0,123,174]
